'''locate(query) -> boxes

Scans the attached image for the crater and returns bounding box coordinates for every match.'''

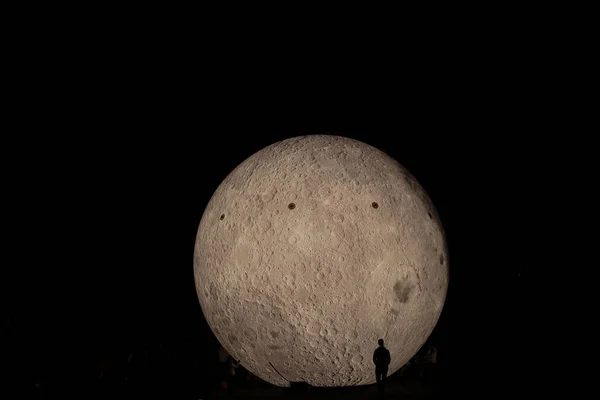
[288,234,299,244]
[262,186,278,202]
[288,203,296,210]
[440,254,445,265]
[372,202,379,209]
[345,330,358,341]
[351,354,364,363]
[394,280,413,303]
[332,271,343,285]
[228,334,239,345]
[220,214,225,220]
[268,330,280,340]
[243,328,257,342]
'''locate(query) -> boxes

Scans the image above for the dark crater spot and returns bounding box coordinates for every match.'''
[372,202,379,209]
[288,203,296,210]
[220,214,225,220]
[394,280,413,303]
[428,212,433,219]
[440,254,444,265]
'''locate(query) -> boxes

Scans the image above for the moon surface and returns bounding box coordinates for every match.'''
[193,135,448,387]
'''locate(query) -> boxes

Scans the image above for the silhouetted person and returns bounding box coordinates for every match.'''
[373,339,391,391]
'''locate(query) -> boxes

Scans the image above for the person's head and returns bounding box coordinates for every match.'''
[378,339,384,347]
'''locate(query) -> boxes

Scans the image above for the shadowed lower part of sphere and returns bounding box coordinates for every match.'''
[194,135,449,387]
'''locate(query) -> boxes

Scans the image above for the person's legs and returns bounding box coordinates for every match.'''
[376,368,384,392]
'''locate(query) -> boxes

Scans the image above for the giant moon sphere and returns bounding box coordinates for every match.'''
[194,135,448,387]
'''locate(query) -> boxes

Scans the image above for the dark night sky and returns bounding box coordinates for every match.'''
[0,14,579,397]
